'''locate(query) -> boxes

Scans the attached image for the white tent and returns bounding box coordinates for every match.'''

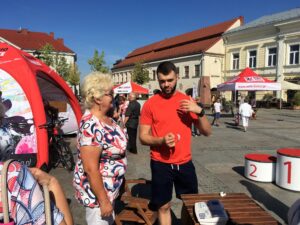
[281,81,300,90]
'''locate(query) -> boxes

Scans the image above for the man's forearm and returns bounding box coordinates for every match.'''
[139,133,164,146]
[197,116,211,136]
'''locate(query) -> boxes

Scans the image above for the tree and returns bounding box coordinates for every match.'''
[68,63,81,96]
[37,43,54,67]
[55,55,70,80]
[37,43,70,81]
[131,61,150,85]
[88,50,109,73]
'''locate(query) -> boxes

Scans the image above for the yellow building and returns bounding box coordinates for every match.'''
[223,8,300,101]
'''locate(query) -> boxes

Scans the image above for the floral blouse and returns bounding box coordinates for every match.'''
[0,161,63,225]
[73,110,127,208]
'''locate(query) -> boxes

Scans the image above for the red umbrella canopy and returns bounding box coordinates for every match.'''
[224,67,274,84]
[217,67,281,91]
[113,81,149,94]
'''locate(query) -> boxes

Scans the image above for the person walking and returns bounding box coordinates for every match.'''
[124,92,141,154]
[139,61,211,225]
[73,72,127,225]
[211,98,222,127]
[239,98,253,132]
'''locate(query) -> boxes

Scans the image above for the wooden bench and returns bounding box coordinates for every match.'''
[115,179,157,225]
[181,193,279,225]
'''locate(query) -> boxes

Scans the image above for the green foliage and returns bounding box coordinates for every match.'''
[293,91,300,106]
[262,93,273,101]
[37,43,54,66]
[55,56,70,80]
[68,63,80,86]
[67,63,80,96]
[131,61,150,85]
[37,43,70,81]
[88,50,109,73]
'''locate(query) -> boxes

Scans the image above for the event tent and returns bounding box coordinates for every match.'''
[281,80,300,90]
[217,67,281,91]
[0,43,82,169]
[113,81,149,94]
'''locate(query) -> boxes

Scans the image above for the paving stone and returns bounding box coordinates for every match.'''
[52,108,300,225]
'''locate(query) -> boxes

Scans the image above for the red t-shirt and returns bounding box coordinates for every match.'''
[140,91,197,164]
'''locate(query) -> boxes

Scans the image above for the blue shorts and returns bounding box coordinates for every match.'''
[149,160,198,211]
[214,112,221,119]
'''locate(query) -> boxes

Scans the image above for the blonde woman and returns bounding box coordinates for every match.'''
[73,72,127,225]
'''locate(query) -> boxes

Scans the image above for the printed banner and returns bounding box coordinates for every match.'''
[0,69,37,161]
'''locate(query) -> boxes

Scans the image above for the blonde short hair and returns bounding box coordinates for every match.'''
[81,72,113,109]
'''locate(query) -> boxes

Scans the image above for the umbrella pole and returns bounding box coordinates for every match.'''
[235,90,237,107]
[280,90,282,110]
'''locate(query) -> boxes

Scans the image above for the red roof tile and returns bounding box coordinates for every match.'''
[113,17,243,69]
[0,29,74,53]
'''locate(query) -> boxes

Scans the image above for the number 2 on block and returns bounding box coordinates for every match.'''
[249,164,257,177]
[284,161,291,184]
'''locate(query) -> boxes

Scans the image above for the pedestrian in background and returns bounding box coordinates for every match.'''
[124,92,140,154]
[117,95,129,128]
[239,98,253,132]
[211,98,222,127]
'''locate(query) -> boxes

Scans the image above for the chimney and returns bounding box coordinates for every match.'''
[57,38,64,45]
[49,32,54,39]
[18,28,28,34]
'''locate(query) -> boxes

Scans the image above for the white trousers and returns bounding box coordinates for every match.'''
[241,116,250,127]
[85,207,115,225]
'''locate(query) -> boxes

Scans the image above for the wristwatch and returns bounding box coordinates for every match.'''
[196,108,205,118]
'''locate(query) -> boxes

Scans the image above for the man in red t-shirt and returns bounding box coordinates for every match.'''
[139,61,211,225]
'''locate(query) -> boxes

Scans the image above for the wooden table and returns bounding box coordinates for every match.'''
[181,193,279,225]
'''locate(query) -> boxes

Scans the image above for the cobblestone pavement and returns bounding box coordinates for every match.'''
[52,108,300,225]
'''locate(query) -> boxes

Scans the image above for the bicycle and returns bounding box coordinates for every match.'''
[39,117,75,172]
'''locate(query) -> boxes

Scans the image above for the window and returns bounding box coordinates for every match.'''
[176,67,180,77]
[195,64,200,77]
[267,47,277,67]
[232,53,239,70]
[184,66,189,78]
[124,72,127,82]
[249,50,257,68]
[152,70,156,81]
[290,44,299,65]
[120,72,123,83]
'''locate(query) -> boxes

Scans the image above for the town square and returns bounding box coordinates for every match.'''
[0,1,300,225]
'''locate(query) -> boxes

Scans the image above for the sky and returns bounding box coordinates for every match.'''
[1,0,299,80]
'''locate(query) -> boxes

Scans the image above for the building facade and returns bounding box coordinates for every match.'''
[112,17,243,95]
[223,8,300,100]
[0,28,76,68]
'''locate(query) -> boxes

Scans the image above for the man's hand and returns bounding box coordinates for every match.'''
[100,199,113,217]
[163,133,176,147]
[179,97,202,114]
